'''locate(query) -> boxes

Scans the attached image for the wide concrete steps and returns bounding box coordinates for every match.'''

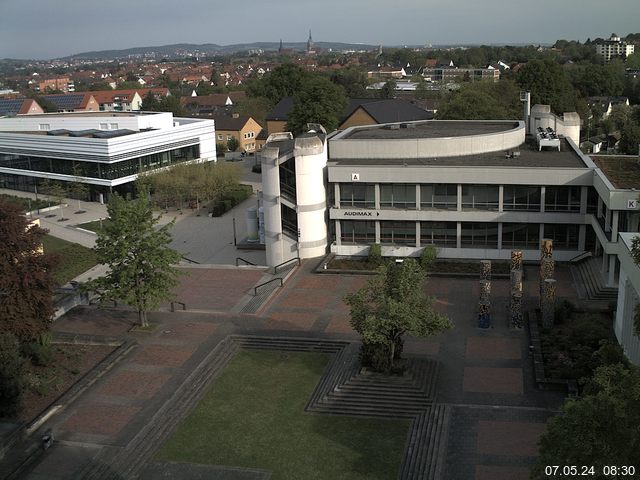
[234,335,348,354]
[572,258,618,301]
[399,404,451,480]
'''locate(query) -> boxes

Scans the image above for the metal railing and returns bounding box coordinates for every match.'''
[181,256,200,264]
[170,301,186,312]
[273,257,300,275]
[254,277,283,296]
[568,251,593,263]
[236,257,256,266]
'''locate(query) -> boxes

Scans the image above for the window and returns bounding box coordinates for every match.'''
[226,135,232,141]
[281,204,298,239]
[380,221,416,245]
[217,134,223,141]
[279,158,296,201]
[544,224,579,250]
[462,185,499,210]
[109,123,118,130]
[421,184,457,209]
[100,123,108,130]
[421,222,457,247]
[340,183,375,208]
[244,131,255,139]
[461,222,499,248]
[380,183,416,209]
[544,186,581,212]
[502,223,539,249]
[503,186,541,211]
[38,124,50,131]
[340,220,376,244]
[587,187,598,214]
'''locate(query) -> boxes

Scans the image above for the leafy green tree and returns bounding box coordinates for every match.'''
[47,181,68,221]
[0,199,56,341]
[286,76,347,134]
[379,79,397,99]
[227,136,240,152]
[517,59,577,113]
[436,80,521,120]
[85,194,183,327]
[246,63,309,104]
[70,164,89,213]
[532,363,640,478]
[330,66,370,98]
[619,123,640,155]
[344,259,453,373]
[141,91,160,111]
[235,96,273,127]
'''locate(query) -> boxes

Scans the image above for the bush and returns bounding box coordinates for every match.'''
[554,300,575,324]
[22,341,53,367]
[368,243,383,267]
[419,245,437,270]
[360,339,406,375]
[0,333,26,417]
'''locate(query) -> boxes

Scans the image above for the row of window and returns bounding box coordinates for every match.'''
[338,183,594,213]
[0,145,199,180]
[339,221,580,250]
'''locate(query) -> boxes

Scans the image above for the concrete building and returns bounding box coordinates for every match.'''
[595,34,635,63]
[0,111,216,201]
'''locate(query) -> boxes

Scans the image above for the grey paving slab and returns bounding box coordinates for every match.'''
[140,461,271,480]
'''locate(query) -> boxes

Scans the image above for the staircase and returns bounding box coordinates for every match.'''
[571,257,618,301]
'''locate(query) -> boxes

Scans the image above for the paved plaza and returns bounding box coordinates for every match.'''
[0,258,577,480]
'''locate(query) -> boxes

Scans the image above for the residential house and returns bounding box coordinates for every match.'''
[587,96,630,119]
[213,114,262,153]
[40,93,100,112]
[180,92,247,116]
[0,98,44,117]
[38,77,74,93]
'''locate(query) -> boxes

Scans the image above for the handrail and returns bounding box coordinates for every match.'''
[568,251,593,263]
[171,301,186,312]
[273,256,300,274]
[254,277,283,295]
[236,257,256,266]
[181,256,200,264]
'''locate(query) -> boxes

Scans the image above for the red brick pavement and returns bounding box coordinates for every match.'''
[476,420,546,456]
[96,370,172,399]
[463,367,524,394]
[132,345,197,368]
[264,311,318,330]
[171,268,264,311]
[465,337,521,360]
[52,308,134,336]
[62,403,141,436]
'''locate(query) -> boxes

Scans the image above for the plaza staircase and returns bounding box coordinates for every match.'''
[571,257,618,302]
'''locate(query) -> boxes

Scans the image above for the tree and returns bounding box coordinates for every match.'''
[330,66,370,98]
[286,76,347,134]
[69,164,89,213]
[85,194,183,327]
[0,333,26,417]
[516,59,577,113]
[235,96,273,127]
[379,79,397,99]
[0,199,56,341]
[141,91,160,111]
[47,181,68,221]
[246,63,309,103]
[532,363,640,478]
[227,136,240,152]
[344,259,453,373]
[436,80,521,120]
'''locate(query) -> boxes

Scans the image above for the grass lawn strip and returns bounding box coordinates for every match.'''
[157,350,410,480]
[42,235,98,286]
[76,219,108,233]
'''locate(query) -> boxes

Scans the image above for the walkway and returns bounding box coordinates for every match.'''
[6,260,580,480]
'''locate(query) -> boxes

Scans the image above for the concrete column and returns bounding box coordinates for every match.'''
[608,255,617,287]
[497,223,503,250]
[611,210,619,240]
[597,197,603,218]
[540,186,546,213]
[335,220,341,246]
[498,185,504,212]
[457,184,462,212]
[605,207,611,233]
[374,183,380,210]
[415,221,421,248]
[456,222,462,249]
[578,224,586,251]
[375,221,380,244]
[334,183,340,208]
[539,224,545,245]
[580,186,588,214]
[415,184,421,210]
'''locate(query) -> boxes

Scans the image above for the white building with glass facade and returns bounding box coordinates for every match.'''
[0,111,216,200]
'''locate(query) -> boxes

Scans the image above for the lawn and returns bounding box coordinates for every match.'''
[42,235,98,286]
[0,193,50,212]
[76,219,108,233]
[157,350,411,480]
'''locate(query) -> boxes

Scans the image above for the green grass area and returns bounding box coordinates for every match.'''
[42,235,98,286]
[76,219,109,233]
[157,350,410,480]
[0,193,50,212]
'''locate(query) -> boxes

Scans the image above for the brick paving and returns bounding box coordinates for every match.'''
[15,261,582,479]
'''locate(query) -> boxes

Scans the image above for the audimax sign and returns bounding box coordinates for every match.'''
[342,210,380,217]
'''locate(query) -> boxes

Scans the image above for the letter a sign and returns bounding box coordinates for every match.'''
[351,173,360,181]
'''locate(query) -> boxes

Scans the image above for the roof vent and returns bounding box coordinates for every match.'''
[400,123,416,129]
[384,124,401,130]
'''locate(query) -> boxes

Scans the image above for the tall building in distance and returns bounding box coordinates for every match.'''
[595,33,635,63]
[306,29,316,55]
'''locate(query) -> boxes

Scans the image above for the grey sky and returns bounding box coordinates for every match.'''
[0,0,638,59]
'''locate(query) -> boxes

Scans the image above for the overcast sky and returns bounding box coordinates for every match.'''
[1,0,639,59]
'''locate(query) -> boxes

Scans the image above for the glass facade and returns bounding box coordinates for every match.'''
[421,221,457,247]
[420,184,457,209]
[544,186,581,212]
[462,185,499,211]
[544,224,579,250]
[340,183,375,208]
[380,221,416,245]
[278,157,296,202]
[461,222,499,248]
[380,183,416,209]
[0,144,199,181]
[502,223,539,249]
[340,220,376,244]
[503,186,541,211]
[281,204,298,239]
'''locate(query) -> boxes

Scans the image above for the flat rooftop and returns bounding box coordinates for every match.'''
[592,156,640,189]
[342,121,519,140]
[11,112,154,118]
[330,137,587,169]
